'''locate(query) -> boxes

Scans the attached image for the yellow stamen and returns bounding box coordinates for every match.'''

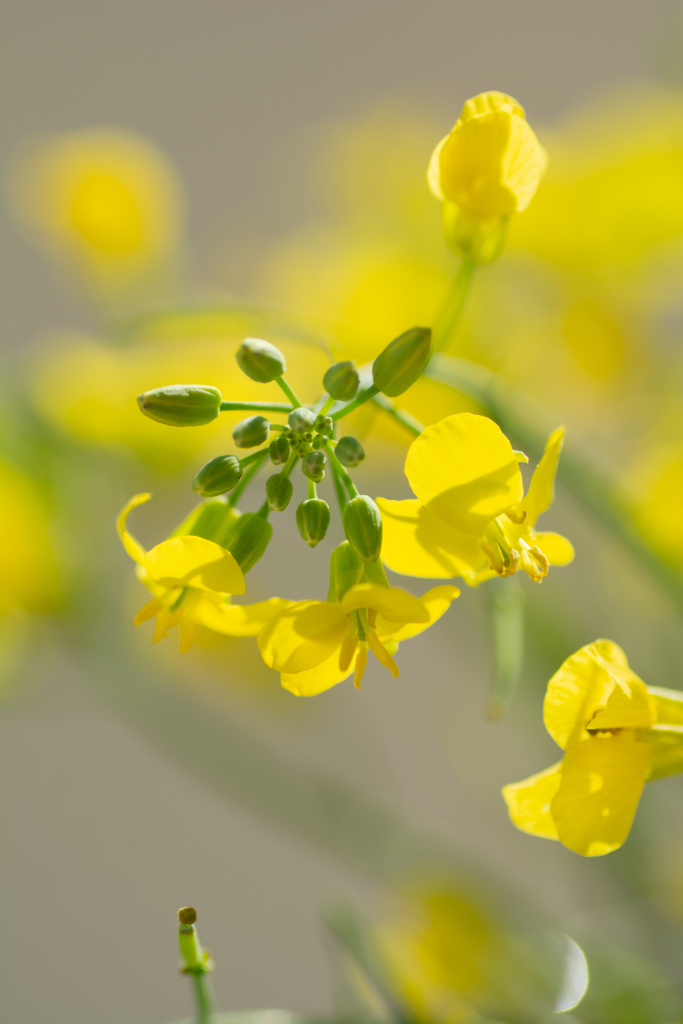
[353,646,368,689]
[179,616,196,654]
[134,597,163,626]
[368,608,378,629]
[529,545,549,578]
[367,628,399,678]
[339,619,359,672]
[505,507,527,525]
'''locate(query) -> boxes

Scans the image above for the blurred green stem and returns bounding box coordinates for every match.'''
[226,449,270,508]
[487,576,525,719]
[191,975,214,1024]
[325,445,358,498]
[331,384,380,421]
[432,255,475,354]
[275,376,302,408]
[370,393,423,438]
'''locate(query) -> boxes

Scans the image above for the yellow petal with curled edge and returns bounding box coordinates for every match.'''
[543,640,634,751]
[375,585,460,644]
[377,498,487,583]
[551,732,651,856]
[143,535,245,595]
[502,762,562,841]
[258,599,348,673]
[459,91,526,123]
[191,595,290,637]
[281,649,353,697]
[405,414,523,536]
[588,675,655,732]
[116,492,151,565]
[517,427,565,528]
[342,583,429,624]
[531,531,574,566]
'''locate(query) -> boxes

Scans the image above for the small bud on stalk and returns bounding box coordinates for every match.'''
[269,435,290,465]
[335,436,365,467]
[233,415,270,448]
[296,499,331,547]
[323,361,360,401]
[343,495,383,562]
[288,407,316,434]
[137,385,222,427]
[302,451,326,481]
[192,454,243,496]
[328,540,364,601]
[311,433,326,450]
[372,326,432,397]
[226,512,273,573]
[266,474,293,511]
[314,414,334,436]
[236,337,286,382]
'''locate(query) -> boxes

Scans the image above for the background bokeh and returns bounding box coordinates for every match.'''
[4,3,683,1023]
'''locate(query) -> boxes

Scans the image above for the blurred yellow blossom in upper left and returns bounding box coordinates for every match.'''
[9,128,183,289]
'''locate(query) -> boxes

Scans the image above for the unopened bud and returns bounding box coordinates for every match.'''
[328,541,364,601]
[372,326,432,397]
[343,495,382,561]
[302,451,326,481]
[288,407,316,434]
[311,433,326,450]
[192,454,242,496]
[314,414,334,436]
[323,361,359,401]
[236,337,286,383]
[296,499,331,548]
[335,436,365,467]
[233,415,270,449]
[226,512,273,573]
[269,435,290,465]
[266,474,293,511]
[137,385,222,427]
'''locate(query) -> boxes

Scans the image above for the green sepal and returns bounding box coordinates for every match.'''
[170,500,241,548]
[343,495,382,562]
[269,435,290,465]
[266,474,293,511]
[137,385,222,426]
[372,327,432,397]
[361,557,390,588]
[442,201,510,264]
[236,337,286,382]
[328,541,364,602]
[226,512,273,573]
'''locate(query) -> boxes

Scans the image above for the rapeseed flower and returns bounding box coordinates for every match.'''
[503,640,683,856]
[378,413,573,586]
[117,493,286,652]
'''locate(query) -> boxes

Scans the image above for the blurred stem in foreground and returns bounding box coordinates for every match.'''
[432,256,475,354]
[487,576,525,719]
[178,907,215,1024]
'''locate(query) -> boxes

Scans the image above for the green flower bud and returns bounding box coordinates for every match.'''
[296,499,330,548]
[170,499,240,548]
[226,512,273,573]
[302,451,326,481]
[288,407,316,433]
[323,361,359,401]
[233,414,270,448]
[192,454,243,497]
[314,414,334,436]
[343,495,382,562]
[236,337,286,383]
[327,541,364,601]
[311,433,326,450]
[372,326,432,397]
[270,435,290,465]
[266,474,293,511]
[335,436,365,467]
[137,385,222,427]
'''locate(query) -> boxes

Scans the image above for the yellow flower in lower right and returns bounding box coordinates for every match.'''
[503,640,683,856]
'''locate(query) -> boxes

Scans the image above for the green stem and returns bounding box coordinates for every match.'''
[370,394,423,438]
[281,451,299,477]
[256,500,270,520]
[319,395,336,416]
[239,448,270,467]
[275,376,302,408]
[308,477,317,499]
[226,449,269,508]
[487,576,525,720]
[331,384,380,421]
[191,973,214,1024]
[220,400,292,414]
[432,255,475,355]
[330,456,348,515]
[326,445,358,499]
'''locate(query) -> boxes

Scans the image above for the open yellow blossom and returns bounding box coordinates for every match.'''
[258,574,458,696]
[117,493,286,653]
[378,413,573,586]
[503,640,683,856]
[427,91,547,221]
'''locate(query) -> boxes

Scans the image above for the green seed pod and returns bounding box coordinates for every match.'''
[266,474,293,511]
[192,454,243,497]
[343,495,382,562]
[233,414,270,448]
[137,385,222,427]
[226,512,273,573]
[314,414,334,436]
[288,407,316,434]
[372,326,432,397]
[296,499,331,548]
[302,451,326,481]
[170,499,240,548]
[269,435,290,465]
[335,436,365,467]
[236,337,286,383]
[327,541,364,601]
[311,433,326,450]
[323,361,359,401]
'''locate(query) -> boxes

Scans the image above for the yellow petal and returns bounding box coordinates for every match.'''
[342,583,430,624]
[375,585,460,644]
[377,498,487,582]
[367,629,399,677]
[551,733,650,856]
[502,762,562,841]
[427,135,447,200]
[531,531,574,566]
[258,600,348,673]
[405,414,523,536]
[191,595,291,637]
[280,648,353,697]
[458,91,526,123]
[519,426,565,528]
[143,535,245,595]
[650,685,683,725]
[116,492,151,565]
[589,675,655,732]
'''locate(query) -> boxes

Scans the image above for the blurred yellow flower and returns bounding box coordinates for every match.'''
[258,580,458,696]
[0,460,61,615]
[503,639,683,856]
[118,493,286,653]
[378,414,573,586]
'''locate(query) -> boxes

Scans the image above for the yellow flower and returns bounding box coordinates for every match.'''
[117,493,286,652]
[0,461,61,615]
[258,579,459,696]
[503,639,683,856]
[378,413,573,586]
[427,91,547,220]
